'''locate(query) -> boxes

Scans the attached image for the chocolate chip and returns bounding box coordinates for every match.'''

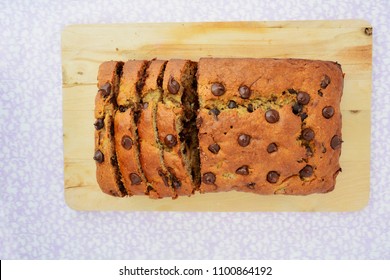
[227,100,237,109]
[292,103,303,115]
[119,105,126,112]
[208,143,220,154]
[297,91,310,105]
[322,106,335,119]
[93,150,104,163]
[158,169,169,187]
[267,171,280,183]
[238,134,251,147]
[121,135,133,150]
[172,175,181,189]
[211,83,225,96]
[168,75,180,94]
[302,128,315,141]
[98,83,111,98]
[330,135,342,150]
[164,134,177,148]
[300,112,308,121]
[130,173,142,185]
[247,104,254,113]
[94,118,104,130]
[299,165,313,178]
[209,108,220,118]
[238,85,251,99]
[202,172,216,184]
[246,182,256,189]
[265,109,280,123]
[236,165,249,175]
[321,75,331,89]
[288,88,298,94]
[267,143,278,153]
[317,89,323,97]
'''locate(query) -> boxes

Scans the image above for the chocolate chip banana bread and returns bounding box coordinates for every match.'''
[197,58,343,195]
[94,58,343,198]
[157,59,200,197]
[94,61,126,197]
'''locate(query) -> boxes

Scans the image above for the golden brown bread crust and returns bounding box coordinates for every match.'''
[197,58,343,195]
[94,61,125,197]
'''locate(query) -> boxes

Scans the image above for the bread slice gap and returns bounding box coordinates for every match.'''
[94,61,127,197]
[157,60,200,197]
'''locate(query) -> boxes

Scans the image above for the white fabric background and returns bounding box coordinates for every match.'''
[0,0,389,259]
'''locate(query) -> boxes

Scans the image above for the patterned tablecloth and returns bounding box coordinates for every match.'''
[0,0,389,259]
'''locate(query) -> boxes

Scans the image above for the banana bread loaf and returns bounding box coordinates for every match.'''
[93,58,343,198]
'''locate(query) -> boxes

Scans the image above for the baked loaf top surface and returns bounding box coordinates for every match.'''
[197,58,343,195]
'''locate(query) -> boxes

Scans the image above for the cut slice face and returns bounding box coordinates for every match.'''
[138,60,176,198]
[157,59,200,197]
[94,61,126,197]
[114,60,150,195]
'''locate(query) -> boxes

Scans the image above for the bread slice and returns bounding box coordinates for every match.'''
[138,60,177,198]
[157,59,200,197]
[114,60,149,195]
[94,61,126,197]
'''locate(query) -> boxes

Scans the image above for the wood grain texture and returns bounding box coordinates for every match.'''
[62,20,372,211]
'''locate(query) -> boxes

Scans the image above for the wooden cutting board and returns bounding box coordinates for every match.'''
[62,20,372,211]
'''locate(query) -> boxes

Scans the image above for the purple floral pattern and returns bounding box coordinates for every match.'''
[0,0,389,259]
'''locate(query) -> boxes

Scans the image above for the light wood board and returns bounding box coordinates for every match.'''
[62,20,372,211]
